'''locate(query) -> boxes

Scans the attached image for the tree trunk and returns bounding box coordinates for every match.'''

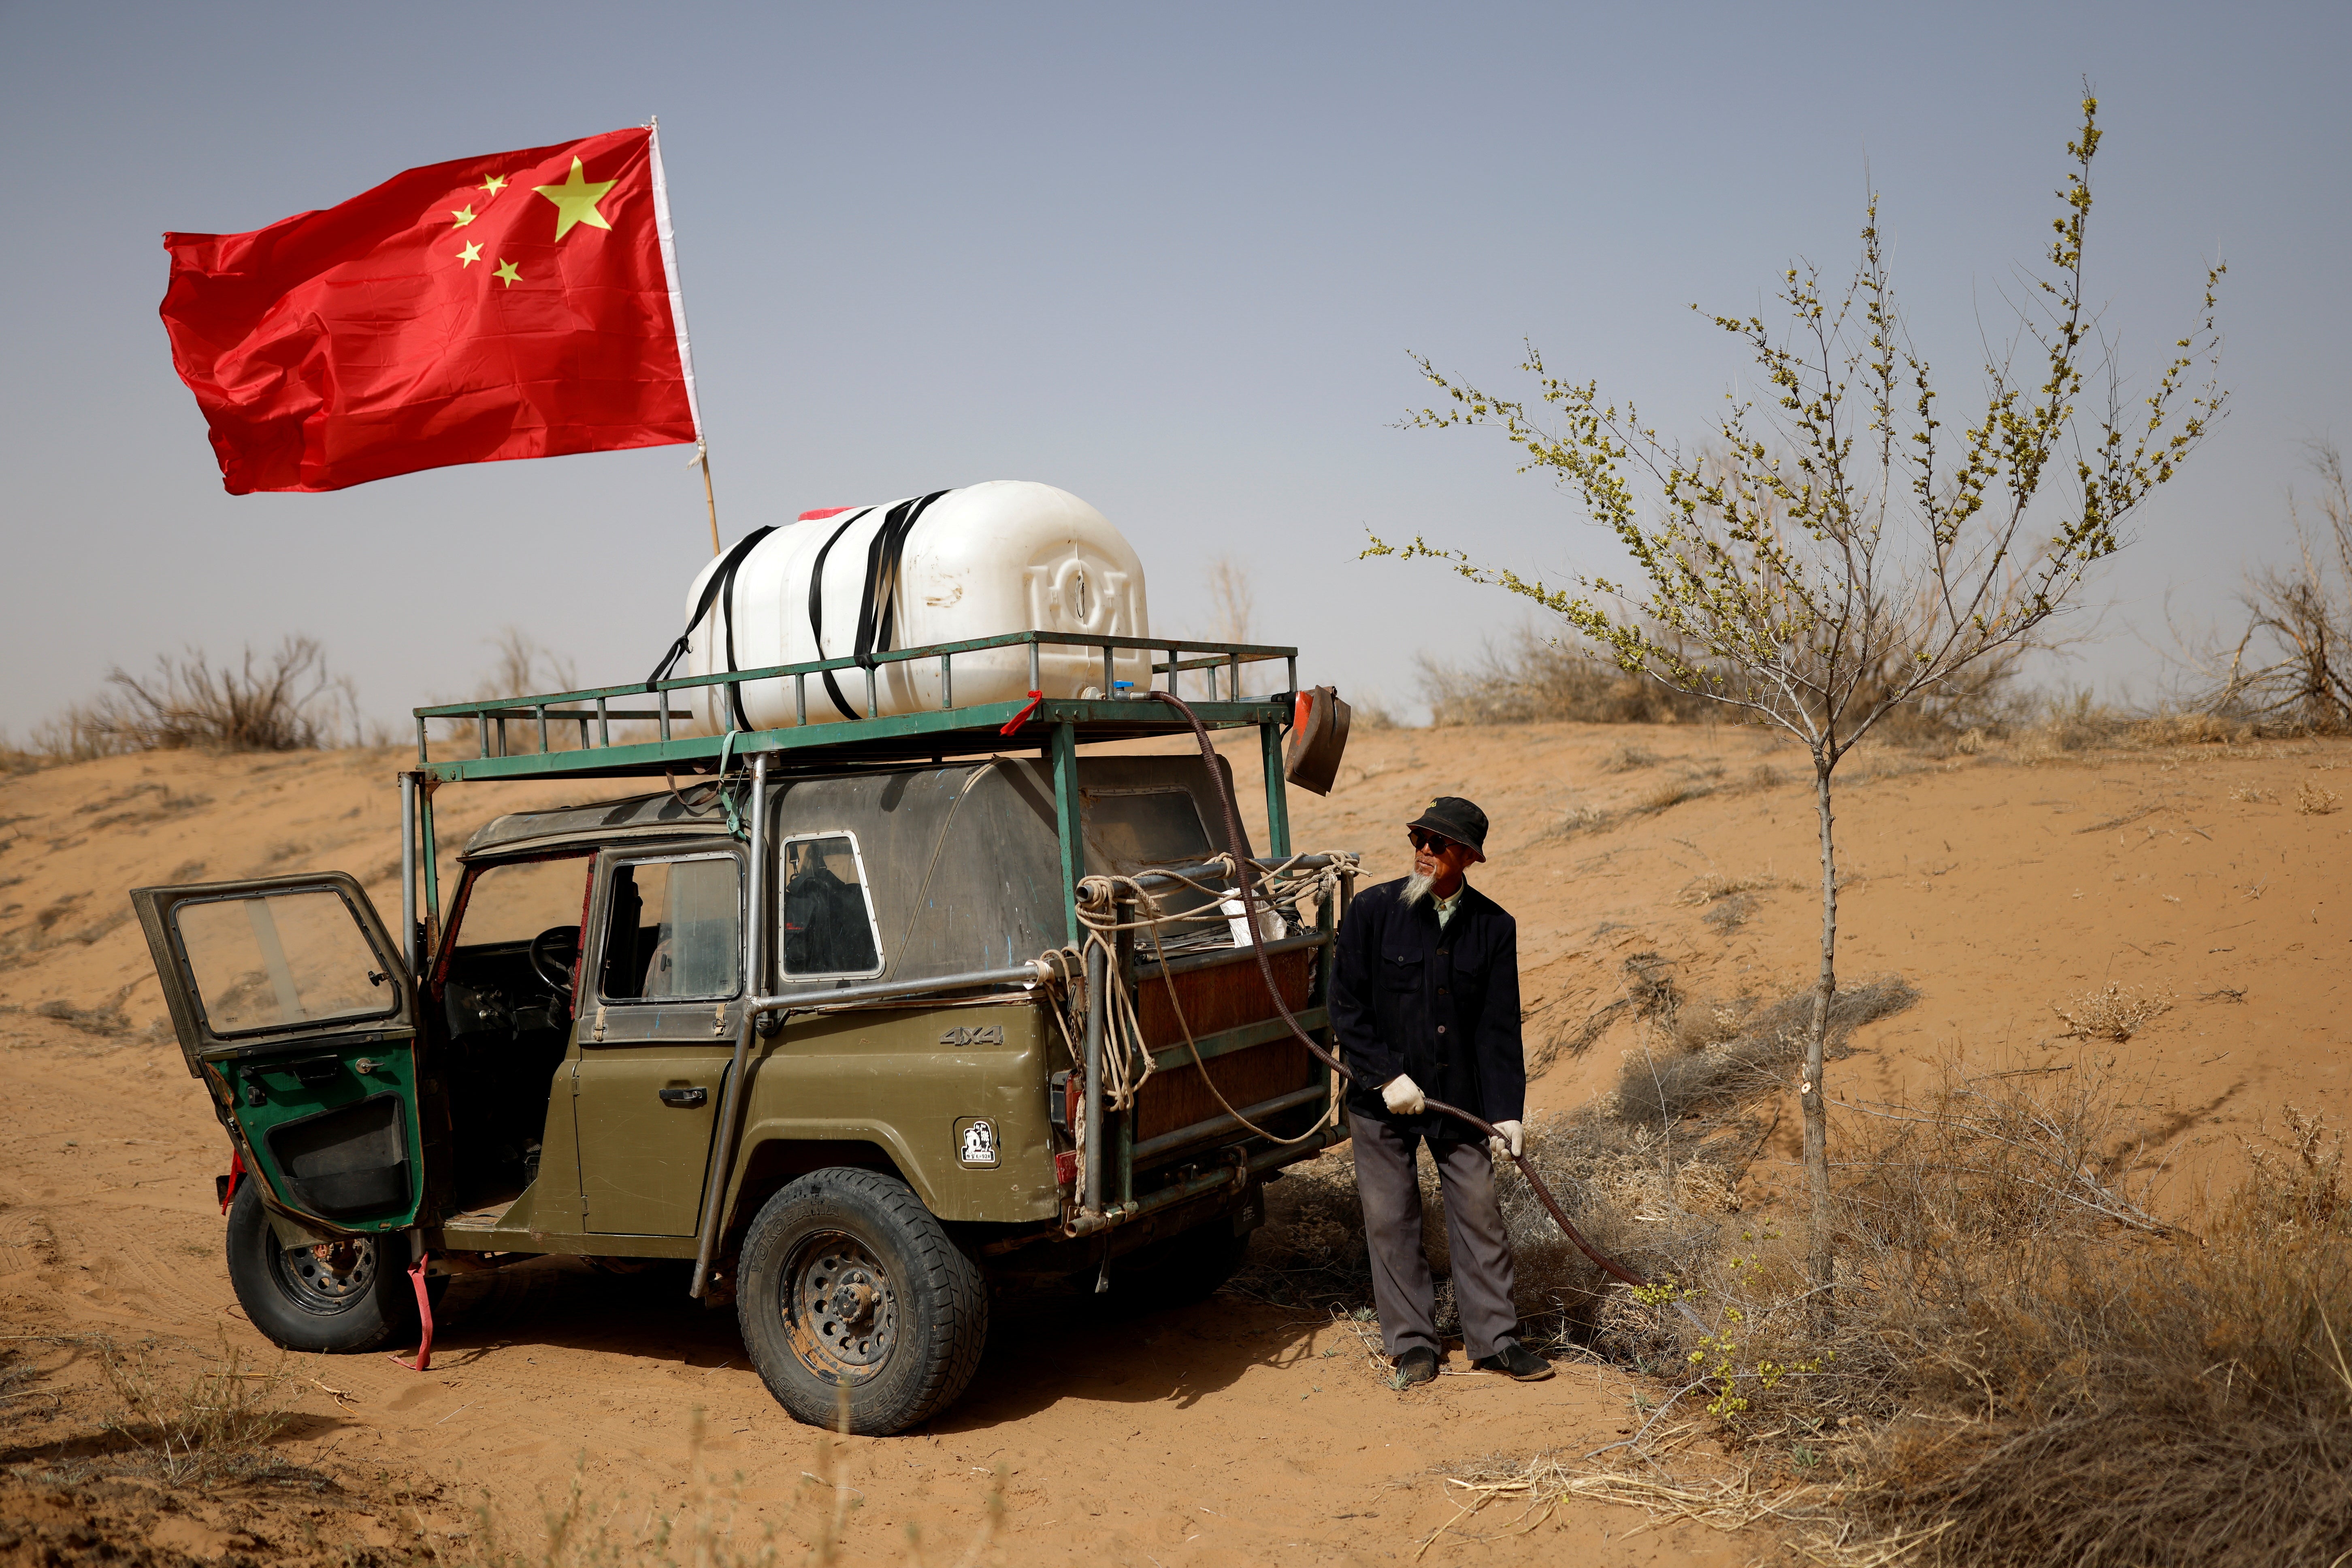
[1804,756,1839,1307]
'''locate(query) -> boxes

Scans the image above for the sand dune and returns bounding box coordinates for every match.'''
[4,720,2347,1563]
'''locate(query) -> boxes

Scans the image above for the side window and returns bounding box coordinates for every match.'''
[174,888,397,1036]
[599,855,743,1002]
[779,834,882,979]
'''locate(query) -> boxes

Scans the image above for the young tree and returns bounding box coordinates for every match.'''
[1370,96,2224,1297]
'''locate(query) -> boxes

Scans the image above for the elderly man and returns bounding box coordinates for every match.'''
[1329,796,1551,1385]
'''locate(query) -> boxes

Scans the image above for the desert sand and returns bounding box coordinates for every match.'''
[5,718,2348,1564]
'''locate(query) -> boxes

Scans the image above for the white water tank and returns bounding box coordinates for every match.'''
[679,480,1153,731]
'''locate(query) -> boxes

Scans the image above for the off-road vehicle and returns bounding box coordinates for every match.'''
[132,631,1354,1434]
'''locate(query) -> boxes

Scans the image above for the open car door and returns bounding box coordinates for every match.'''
[132,872,426,1236]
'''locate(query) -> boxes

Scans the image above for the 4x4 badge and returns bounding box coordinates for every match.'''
[954,1117,999,1167]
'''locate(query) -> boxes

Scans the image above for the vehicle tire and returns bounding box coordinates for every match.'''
[736,1169,988,1437]
[223,1182,420,1353]
[1105,1219,1251,1310]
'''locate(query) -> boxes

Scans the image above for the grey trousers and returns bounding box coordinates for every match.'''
[1347,1108,1521,1360]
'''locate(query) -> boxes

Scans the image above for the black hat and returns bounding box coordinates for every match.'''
[1406,796,1489,863]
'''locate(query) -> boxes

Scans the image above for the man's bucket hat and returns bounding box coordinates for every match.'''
[1406,796,1489,863]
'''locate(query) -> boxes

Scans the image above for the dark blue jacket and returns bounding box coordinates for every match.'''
[1330,878,1524,1135]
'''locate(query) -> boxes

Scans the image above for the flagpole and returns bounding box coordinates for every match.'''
[648,116,719,558]
[698,443,719,556]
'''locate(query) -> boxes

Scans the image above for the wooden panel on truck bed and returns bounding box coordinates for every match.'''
[1131,946,1319,1146]
[1134,1039,1319,1144]
[1134,946,1312,1049]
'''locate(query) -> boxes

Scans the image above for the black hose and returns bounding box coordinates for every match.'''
[1147,690,1655,1292]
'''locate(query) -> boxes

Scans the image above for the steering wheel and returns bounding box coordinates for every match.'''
[528,925,582,995]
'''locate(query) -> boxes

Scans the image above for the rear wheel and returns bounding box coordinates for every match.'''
[223,1182,418,1353]
[736,1169,987,1436]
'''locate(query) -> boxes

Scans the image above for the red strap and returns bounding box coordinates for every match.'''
[998,690,1045,735]
[219,1150,244,1215]
[388,1254,434,1372]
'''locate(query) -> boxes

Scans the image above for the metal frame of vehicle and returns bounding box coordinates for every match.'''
[390,630,1351,1293]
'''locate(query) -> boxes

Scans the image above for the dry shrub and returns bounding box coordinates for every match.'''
[1635,779,1702,813]
[1413,622,2023,739]
[2299,780,2343,815]
[1600,742,1660,772]
[2131,709,2239,746]
[1613,977,1919,1129]
[2169,440,2352,733]
[2015,688,2134,755]
[1528,950,1684,1069]
[1836,1108,2352,1568]
[1675,870,1781,908]
[1416,631,1715,726]
[1204,554,1255,645]
[2052,982,2174,1041]
[2230,783,2276,803]
[95,1332,298,1484]
[34,637,360,757]
[1268,1031,2352,1564]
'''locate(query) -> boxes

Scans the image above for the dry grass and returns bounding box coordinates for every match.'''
[2051,982,2175,1041]
[93,1331,300,1485]
[1380,1069,2352,1567]
[1827,1108,2352,1567]
[2299,779,2343,815]
[1674,870,1784,908]
[1250,963,2352,1568]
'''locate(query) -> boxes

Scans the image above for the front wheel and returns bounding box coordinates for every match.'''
[736,1169,988,1436]
[224,1182,418,1353]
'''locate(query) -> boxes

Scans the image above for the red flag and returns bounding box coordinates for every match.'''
[161,127,700,495]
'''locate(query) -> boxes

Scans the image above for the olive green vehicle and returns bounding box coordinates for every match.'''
[131,631,1355,1435]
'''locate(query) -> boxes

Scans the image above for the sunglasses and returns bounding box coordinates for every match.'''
[1408,829,1460,854]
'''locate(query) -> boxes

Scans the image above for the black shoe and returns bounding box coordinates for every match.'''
[1394,1347,1439,1387]
[1472,1344,1554,1381]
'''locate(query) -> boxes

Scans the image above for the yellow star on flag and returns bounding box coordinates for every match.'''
[493,258,521,287]
[456,241,483,267]
[451,205,477,228]
[479,173,507,195]
[532,157,615,241]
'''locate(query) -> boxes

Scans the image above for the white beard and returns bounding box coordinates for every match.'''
[1402,870,1436,907]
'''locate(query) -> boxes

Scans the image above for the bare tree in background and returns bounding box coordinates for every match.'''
[1205,555,1255,645]
[2172,441,2352,729]
[477,626,579,700]
[1370,96,2224,1302]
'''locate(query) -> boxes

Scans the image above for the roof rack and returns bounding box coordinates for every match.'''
[411,631,1301,785]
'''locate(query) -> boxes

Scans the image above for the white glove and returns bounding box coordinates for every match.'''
[1381,1074,1427,1116]
[1488,1120,1524,1161]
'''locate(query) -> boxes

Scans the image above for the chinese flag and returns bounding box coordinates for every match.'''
[161,127,699,495]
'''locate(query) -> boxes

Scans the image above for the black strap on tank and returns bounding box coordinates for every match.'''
[808,508,874,720]
[645,527,778,729]
[852,489,952,676]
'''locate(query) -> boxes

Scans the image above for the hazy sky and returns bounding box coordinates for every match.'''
[4,2,2345,740]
